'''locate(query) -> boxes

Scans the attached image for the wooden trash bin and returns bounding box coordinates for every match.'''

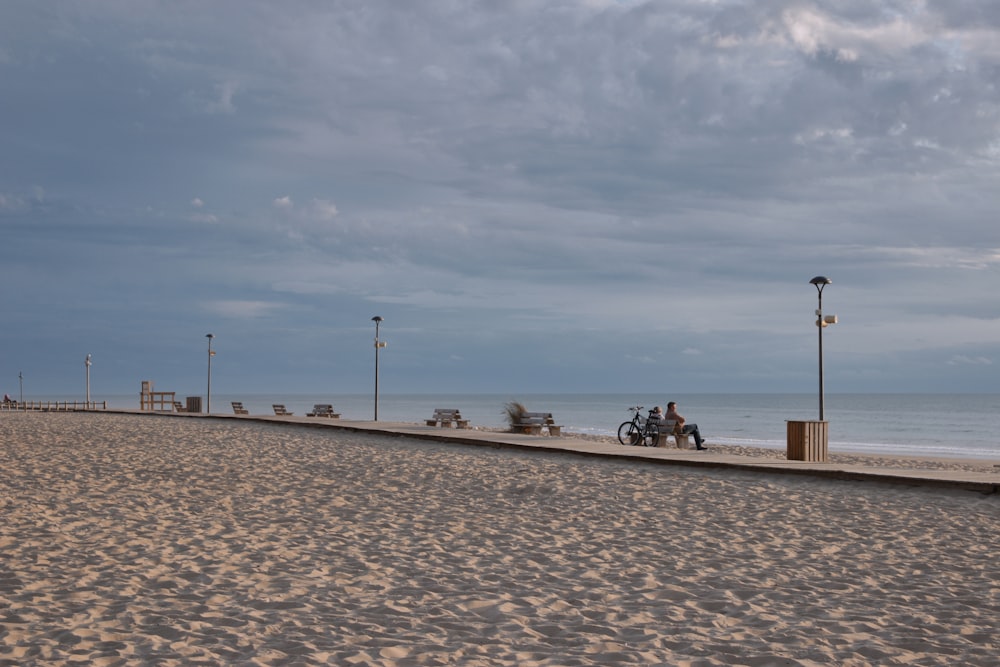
[786,420,828,462]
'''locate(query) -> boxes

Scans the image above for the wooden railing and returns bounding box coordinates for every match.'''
[1,401,108,411]
[139,391,176,412]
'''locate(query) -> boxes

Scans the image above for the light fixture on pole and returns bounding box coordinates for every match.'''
[18,371,23,406]
[206,333,215,414]
[372,316,386,420]
[85,354,92,408]
[809,276,837,420]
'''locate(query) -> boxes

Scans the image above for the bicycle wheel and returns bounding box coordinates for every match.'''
[617,421,641,446]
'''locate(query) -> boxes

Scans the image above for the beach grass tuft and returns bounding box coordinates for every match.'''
[503,400,527,431]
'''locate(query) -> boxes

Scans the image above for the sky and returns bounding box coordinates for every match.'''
[2,0,1000,399]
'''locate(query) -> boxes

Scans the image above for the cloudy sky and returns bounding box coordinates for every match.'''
[2,0,999,398]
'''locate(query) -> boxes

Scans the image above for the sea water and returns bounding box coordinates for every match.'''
[56,392,1000,461]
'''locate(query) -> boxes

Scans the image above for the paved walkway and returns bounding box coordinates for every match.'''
[186,412,1000,494]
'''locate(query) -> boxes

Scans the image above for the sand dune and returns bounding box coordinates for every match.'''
[1,412,997,665]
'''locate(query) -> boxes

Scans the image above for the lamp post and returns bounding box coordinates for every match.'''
[85,354,92,408]
[206,333,215,414]
[809,276,836,420]
[372,316,386,420]
[18,371,23,408]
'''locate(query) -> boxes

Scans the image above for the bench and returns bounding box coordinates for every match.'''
[425,409,469,429]
[654,420,692,449]
[231,401,249,415]
[307,404,340,418]
[512,412,562,436]
[272,404,294,416]
[173,401,185,413]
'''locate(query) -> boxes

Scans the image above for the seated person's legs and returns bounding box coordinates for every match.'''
[683,424,705,448]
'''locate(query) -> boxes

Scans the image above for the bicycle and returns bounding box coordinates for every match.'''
[617,406,658,446]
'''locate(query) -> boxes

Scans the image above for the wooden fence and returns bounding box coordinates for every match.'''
[0,401,108,411]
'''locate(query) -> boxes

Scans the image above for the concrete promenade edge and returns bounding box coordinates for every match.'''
[109,410,1000,495]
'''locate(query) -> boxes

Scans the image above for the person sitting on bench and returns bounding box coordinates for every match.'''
[647,406,665,426]
[666,401,707,450]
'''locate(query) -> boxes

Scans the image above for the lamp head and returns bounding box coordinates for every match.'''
[372,316,384,323]
[206,333,215,339]
[810,276,831,296]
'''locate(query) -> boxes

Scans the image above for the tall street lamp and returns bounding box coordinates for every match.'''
[372,316,386,420]
[18,371,23,406]
[206,333,215,414]
[85,354,92,407]
[809,276,837,420]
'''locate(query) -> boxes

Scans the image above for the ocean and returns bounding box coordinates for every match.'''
[41,392,1000,461]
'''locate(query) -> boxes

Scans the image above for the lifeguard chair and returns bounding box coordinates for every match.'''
[139,380,176,412]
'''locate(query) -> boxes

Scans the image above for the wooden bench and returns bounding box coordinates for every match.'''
[307,404,340,418]
[654,420,692,449]
[272,404,294,416]
[512,412,562,436]
[425,409,469,429]
[173,401,185,413]
[231,401,249,415]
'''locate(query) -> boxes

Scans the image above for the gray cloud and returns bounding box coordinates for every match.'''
[1,0,998,394]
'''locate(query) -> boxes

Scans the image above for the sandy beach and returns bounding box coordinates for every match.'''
[1,412,997,665]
